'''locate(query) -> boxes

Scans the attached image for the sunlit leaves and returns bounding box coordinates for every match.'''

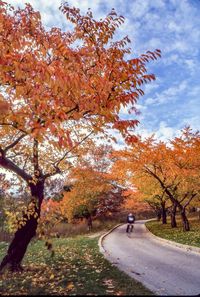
[112,127,200,226]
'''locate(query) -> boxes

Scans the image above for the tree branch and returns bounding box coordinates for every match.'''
[0,154,31,182]
[0,122,27,134]
[4,133,27,153]
[55,131,94,168]
[43,131,93,179]
[33,139,39,174]
[183,193,197,209]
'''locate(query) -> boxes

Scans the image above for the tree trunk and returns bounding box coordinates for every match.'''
[87,215,92,231]
[180,209,190,231]
[156,209,161,221]
[161,202,167,224]
[170,204,177,228]
[0,180,44,272]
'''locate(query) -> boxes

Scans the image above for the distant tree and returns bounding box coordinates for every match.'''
[60,144,125,230]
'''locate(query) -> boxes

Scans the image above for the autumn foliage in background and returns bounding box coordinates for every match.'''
[112,127,200,231]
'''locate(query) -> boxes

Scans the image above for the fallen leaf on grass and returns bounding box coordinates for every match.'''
[67,282,74,290]
[50,274,55,280]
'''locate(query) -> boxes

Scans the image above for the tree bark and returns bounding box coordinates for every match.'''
[86,214,92,231]
[170,203,177,228]
[0,180,44,272]
[161,202,167,224]
[180,209,190,231]
[156,211,161,221]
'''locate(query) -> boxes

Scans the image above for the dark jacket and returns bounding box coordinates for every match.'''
[127,214,135,223]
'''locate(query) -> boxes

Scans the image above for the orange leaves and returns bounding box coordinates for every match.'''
[15,85,24,97]
[0,97,10,115]
[125,135,138,144]
[58,132,73,149]
[0,2,161,207]
[66,130,73,148]
[112,127,200,214]
[113,120,139,131]
[139,49,161,63]
[0,1,161,142]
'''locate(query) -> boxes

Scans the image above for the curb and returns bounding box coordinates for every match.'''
[145,223,200,254]
[98,223,124,253]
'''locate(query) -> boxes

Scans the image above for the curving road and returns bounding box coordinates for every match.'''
[102,220,200,296]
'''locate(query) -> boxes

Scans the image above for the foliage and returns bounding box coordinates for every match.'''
[112,127,200,230]
[0,1,161,188]
[41,144,126,226]
[121,189,151,213]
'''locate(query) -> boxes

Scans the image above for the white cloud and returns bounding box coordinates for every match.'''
[144,80,188,106]
[155,121,177,141]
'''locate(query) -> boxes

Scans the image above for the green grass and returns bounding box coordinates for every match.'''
[0,235,152,295]
[146,217,200,248]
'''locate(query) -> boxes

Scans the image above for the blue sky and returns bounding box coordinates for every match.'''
[6,0,200,143]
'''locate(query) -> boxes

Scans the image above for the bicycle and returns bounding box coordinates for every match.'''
[126,223,134,234]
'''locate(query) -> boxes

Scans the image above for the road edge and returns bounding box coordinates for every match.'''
[98,220,200,255]
[98,223,124,253]
[145,222,200,254]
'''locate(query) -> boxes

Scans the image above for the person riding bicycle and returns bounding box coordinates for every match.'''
[126,212,135,232]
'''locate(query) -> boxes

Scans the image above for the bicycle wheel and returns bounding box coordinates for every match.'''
[130,224,134,232]
[126,224,130,233]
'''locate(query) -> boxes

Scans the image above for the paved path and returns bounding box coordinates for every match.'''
[102,220,200,296]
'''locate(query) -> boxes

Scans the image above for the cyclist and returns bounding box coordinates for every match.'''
[126,212,135,232]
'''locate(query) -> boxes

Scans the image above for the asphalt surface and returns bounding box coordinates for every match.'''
[102,220,200,296]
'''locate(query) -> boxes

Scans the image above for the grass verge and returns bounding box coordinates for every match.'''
[146,217,200,248]
[0,235,153,295]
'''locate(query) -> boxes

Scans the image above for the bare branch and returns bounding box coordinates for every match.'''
[183,193,197,209]
[0,122,27,134]
[55,131,94,168]
[33,139,39,174]
[0,154,31,182]
[4,133,27,153]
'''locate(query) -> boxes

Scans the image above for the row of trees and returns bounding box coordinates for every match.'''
[40,126,200,237]
[112,127,200,231]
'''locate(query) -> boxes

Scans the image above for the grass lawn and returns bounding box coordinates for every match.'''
[0,235,153,295]
[146,217,200,248]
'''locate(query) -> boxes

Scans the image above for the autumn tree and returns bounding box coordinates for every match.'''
[112,127,200,231]
[60,144,125,230]
[132,176,170,224]
[0,1,160,271]
[121,189,152,218]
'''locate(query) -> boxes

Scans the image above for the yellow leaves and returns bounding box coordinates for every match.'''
[50,274,55,280]
[29,176,39,186]
[66,282,74,290]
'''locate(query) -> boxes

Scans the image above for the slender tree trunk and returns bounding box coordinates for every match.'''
[86,214,92,231]
[170,203,177,228]
[156,209,161,221]
[180,209,190,231]
[0,180,44,272]
[161,202,167,224]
